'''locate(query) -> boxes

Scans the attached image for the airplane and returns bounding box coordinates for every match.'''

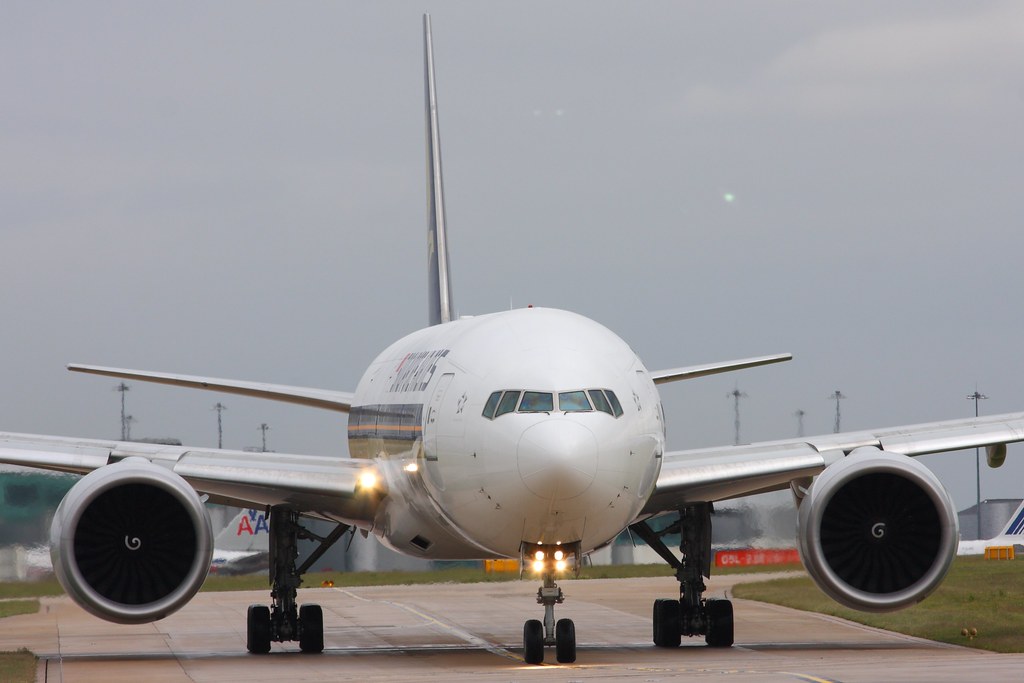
[3,13,1024,665]
[957,500,1024,556]
[209,508,270,575]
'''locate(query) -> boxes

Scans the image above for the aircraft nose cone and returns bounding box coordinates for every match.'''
[517,420,598,499]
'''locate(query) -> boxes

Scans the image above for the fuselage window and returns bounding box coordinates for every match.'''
[605,390,624,417]
[482,391,502,419]
[558,391,592,412]
[495,390,522,417]
[519,391,554,412]
[588,389,613,415]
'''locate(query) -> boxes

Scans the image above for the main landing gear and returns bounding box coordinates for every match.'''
[521,544,579,665]
[246,506,350,654]
[630,502,734,649]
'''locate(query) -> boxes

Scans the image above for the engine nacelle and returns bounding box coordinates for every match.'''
[796,448,958,612]
[50,458,213,624]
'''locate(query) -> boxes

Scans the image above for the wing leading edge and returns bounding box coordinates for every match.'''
[650,353,792,385]
[643,411,1024,516]
[0,431,380,527]
[68,364,355,412]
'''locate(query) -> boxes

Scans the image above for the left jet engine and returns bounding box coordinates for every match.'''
[50,458,213,624]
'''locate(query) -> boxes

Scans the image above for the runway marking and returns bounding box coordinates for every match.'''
[781,673,843,683]
[335,588,524,663]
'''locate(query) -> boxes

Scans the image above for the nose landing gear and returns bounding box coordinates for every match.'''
[521,543,579,665]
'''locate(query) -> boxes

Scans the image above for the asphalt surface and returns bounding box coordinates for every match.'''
[2,572,1022,682]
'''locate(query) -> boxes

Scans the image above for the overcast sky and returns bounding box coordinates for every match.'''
[3,2,1023,514]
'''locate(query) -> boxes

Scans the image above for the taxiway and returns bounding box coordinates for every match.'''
[1,573,1021,682]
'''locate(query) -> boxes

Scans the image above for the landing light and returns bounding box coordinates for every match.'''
[532,560,544,572]
[555,560,567,572]
[553,550,564,561]
[534,550,545,561]
[358,471,378,490]
[403,462,419,473]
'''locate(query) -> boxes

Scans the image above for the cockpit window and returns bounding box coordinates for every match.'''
[482,391,502,419]
[588,389,613,415]
[495,390,521,417]
[605,390,624,417]
[558,391,592,412]
[484,388,623,419]
[519,391,554,412]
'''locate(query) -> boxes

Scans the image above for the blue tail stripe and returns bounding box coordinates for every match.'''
[1005,505,1024,536]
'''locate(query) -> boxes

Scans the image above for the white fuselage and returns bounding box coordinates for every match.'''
[347,307,665,559]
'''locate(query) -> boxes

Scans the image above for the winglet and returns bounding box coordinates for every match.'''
[424,14,454,325]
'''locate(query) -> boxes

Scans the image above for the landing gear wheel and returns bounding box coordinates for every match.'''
[705,599,734,648]
[299,604,324,653]
[247,604,271,654]
[523,618,544,665]
[555,618,576,663]
[652,598,680,648]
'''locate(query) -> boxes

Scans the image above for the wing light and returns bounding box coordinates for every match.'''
[358,470,379,491]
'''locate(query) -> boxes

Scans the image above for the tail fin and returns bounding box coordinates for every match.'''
[214,508,270,552]
[998,500,1024,537]
[424,14,454,326]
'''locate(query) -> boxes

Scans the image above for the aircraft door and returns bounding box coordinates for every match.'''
[423,373,454,491]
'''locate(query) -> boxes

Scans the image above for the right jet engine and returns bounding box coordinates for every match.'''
[796,447,959,612]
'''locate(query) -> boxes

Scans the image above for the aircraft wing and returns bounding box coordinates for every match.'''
[0,431,379,526]
[642,411,1024,515]
[67,364,355,412]
[649,353,791,385]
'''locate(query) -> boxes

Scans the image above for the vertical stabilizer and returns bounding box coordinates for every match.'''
[998,500,1024,537]
[424,14,454,325]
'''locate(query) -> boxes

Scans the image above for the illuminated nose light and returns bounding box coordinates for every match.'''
[403,462,419,473]
[532,560,544,572]
[555,560,567,572]
[534,550,545,561]
[554,550,564,561]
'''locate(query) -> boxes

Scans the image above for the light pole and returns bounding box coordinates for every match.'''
[114,382,130,440]
[259,423,270,452]
[967,389,988,539]
[213,402,227,449]
[828,390,845,433]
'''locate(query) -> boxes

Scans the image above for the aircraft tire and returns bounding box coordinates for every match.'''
[523,619,544,665]
[299,604,324,653]
[705,599,734,648]
[652,599,680,648]
[555,618,576,663]
[246,604,271,654]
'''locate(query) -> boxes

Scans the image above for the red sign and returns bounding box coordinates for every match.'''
[714,548,800,567]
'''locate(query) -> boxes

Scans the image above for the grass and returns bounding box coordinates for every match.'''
[733,555,1024,652]
[0,649,34,683]
[0,601,39,619]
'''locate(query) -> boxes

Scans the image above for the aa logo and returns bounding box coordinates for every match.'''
[237,508,269,536]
